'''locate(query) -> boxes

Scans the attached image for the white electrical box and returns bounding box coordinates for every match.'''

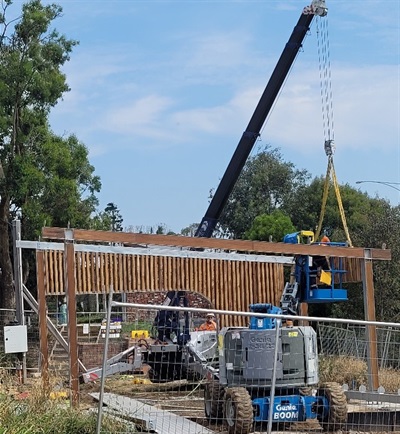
[4,325,28,353]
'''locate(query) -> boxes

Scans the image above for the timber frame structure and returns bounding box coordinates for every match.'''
[34,227,390,406]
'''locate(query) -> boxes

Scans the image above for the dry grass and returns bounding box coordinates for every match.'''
[0,370,137,433]
[377,367,400,393]
[319,355,400,392]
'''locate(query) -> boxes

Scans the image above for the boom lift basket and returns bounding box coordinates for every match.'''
[294,242,348,304]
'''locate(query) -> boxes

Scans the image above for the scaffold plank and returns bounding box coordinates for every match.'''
[91,392,214,434]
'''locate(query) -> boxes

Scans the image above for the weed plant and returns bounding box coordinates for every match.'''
[0,394,138,433]
[0,370,137,433]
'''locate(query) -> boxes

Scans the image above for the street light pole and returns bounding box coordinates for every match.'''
[356,180,400,193]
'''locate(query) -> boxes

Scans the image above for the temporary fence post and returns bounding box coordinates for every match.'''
[96,285,114,434]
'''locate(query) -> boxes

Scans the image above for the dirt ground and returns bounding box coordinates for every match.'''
[79,376,326,433]
[4,373,398,434]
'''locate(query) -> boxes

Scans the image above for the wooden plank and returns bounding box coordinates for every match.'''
[168,256,172,289]
[94,252,99,293]
[53,251,59,294]
[76,252,82,295]
[131,255,136,290]
[90,392,215,434]
[100,253,105,293]
[127,254,132,291]
[179,257,184,289]
[114,254,119,291]
[149,255,154,289]
[48,251,54,295]
[83,251,89,293]
[210,259,215,308]
[117,254,122,292]
[171,256,176,289]
[42,227,391,261]
[105,253,110,291]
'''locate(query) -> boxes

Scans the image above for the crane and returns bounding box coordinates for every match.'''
[195,0,328,238]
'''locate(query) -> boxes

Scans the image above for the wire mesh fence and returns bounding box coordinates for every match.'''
[1,304,400,433]
[318,322,400,369]
[89,302,400,434]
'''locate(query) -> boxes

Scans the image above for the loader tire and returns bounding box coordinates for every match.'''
[223,387,253,434]
[204,380,225,422]
[317,382,347,431]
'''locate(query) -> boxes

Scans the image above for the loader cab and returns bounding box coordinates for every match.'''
[153,290,191,345]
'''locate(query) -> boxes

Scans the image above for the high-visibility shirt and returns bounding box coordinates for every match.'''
[198,320,217,331]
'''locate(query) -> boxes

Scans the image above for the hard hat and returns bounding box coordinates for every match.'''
[321,235,330,243]
[206,313,215,318]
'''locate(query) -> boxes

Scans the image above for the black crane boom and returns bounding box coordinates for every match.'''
[195,2,327,238]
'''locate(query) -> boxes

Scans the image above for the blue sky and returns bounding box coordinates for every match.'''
[34,0,400,233]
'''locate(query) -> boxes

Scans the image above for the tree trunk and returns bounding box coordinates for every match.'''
[0,196,16,319]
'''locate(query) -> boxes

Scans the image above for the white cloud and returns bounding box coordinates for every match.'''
[104,95,174,132]
[53,59,398,160]
[249,63,399,154]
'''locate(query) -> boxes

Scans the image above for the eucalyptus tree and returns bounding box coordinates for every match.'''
[217,146,310,238]
[0,1,100,310]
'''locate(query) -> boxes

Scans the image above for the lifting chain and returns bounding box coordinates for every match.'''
[314,16,353,247]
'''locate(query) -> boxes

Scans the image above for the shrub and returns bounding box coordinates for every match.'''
[319,355,368,388]
[318,355,400,392]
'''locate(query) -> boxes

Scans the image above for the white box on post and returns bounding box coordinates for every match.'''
[4,325,28,353]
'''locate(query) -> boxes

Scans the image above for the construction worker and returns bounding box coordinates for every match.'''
[198,313,217,331]
[58,297,67,326]
[321,235,330,243]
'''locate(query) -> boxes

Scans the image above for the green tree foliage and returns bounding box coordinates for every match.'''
[0,1,100,309]
[288,177,383,242]
[217,146,310,238]
[245,210,296,242]
[181,223,199,237]
[125,223,176,235]
[92,202,124,231]
[330,201,400,321]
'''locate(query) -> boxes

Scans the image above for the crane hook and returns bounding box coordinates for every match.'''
[324,140,335,156]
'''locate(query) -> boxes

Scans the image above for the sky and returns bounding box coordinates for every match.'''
[20,0,400,233]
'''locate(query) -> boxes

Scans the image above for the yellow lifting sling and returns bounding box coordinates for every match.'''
[314,141,353,247]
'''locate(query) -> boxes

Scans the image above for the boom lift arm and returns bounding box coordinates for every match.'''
[195,1,328,238]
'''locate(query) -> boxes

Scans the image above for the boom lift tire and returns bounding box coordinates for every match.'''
[223,387,254,434]
[317,382,348,431]
[204,379,225,422]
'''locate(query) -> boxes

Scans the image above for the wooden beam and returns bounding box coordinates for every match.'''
[362,256,379,391]
[42,227,391,261]
[64,234,80,407]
